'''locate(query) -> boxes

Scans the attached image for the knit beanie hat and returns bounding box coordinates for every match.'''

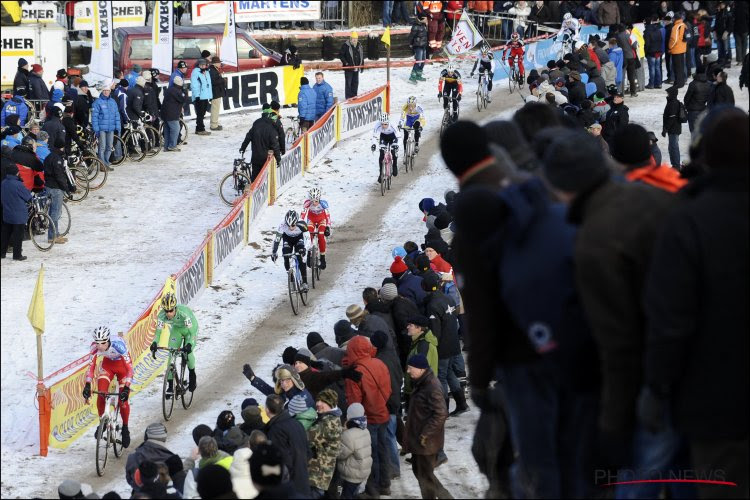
[306,331,325,350]
[216,410,236,432]
[334,319,356,345]
[392,246,407,259]
[241,397,258,410]
[407,314,430,328]
[404,241,419,254]
[119,78,129,87]
[224,426,246,451]
[611,124,652,167]
[250,443,284,486]
[18,57,29,68]
[145,422,167,442]
[241,405,263,427]
[407,354,430,369]
[282,346,298,365]
[287,394,310,416]
[415,253,431,272]
[136,75,146,86]
[440,121,492,179]
[301,76,309,85]
[197,464,234,499]
[58,479,82,499]
[192,424,212,446]
[378,283,398,301]
[346,304,367,325]
[390,256,408,275]
[294,348,315,367]
[316,388,339,409]
[4,114,19,127]
[418,197,435,213]
[421,272,441,292]
[371,330,389,350]
[424,238,449,257]
[346,402,366,420]
[542,129,609,193]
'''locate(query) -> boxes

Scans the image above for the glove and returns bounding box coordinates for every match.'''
[82,382,91,400]
[239,148,245,155]
[637,386,669,434]
[398,123,402,130]
[392,144,399,153]
[419,434,428,447]
[184,343,192,354]
[470,72,474,77]
[371,144,377,152]
[243,363,255,381]
[271,253,278,263]
[324,227,330,237]
[437,92,442,99]
[661,130,667,137]
[150,341,158,359]
[119,385,130,402]
[457,94,462,102]
[342,366,363,382]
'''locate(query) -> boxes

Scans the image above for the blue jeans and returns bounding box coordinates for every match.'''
[391,1,411,24]
[413,46,426,71]
[686,46,695,76]
[163,120,179,149]
[47,188,63,241]
[687,110,701,134]
[438,355,463,396]
[382,0,393,26]
[668,133,680,168]
[340,480,360,499]
[647,56,662,87]
[387,415,401,476]
[97,131,114,166]
[366,423,391,492]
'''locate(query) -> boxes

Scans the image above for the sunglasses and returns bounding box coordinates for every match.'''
[164,308,176,313]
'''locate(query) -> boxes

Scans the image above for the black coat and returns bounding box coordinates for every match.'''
[61,115,83,152]
[264,410,310,496]
[374,333,403,414]
[240,115,281,166]
[683,73,711,111]
[645,169,748,440]
[11,144,43,172]
[567,80,587,106]
[142,83,160,119]
[662,97,682,135]
[423,290,461,359]
[126,85,145,120]
[714,7,733,35]
[41,115,66,151]
[408,19,429,49]
[734,1,749,34]
[309,340,345,368]
[602,102,629,146]
[273,117,286,155]
[161,86,186,122]
[707,81,735,107]
[13,68,30,97]
[29,73,50,101]
[74,93,91,128]
[208,65,226,99]
[644,23,664,56]
[339,40,363,70]
[365,299,397,345]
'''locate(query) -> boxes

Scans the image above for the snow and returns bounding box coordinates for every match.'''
[2,54,747,498]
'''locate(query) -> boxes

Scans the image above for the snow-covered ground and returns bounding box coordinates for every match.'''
[2,56,746,498]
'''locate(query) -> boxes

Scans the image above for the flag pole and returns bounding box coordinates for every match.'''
[28,263,50,456]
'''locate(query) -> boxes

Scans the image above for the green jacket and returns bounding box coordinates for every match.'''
[404,330,439,395]
[295,407,318,431]
[155,304,198,345]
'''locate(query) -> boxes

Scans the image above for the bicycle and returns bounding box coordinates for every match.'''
[109,120,148,164]
[439,97,460,137]
[155,346,194,421]
[285,116,301,150]
[68,146,107,191]
[89,390,124,477]
[506,58,521,94]
[159,118,189,146]
[557,33,574,61]
[27,192,56,251]
[476,72,490,110]
[307,223,323,289]
[375,143,394,196]
[141,113,162,158]
[64,156,90,203]
[219,156,253,206]
[402,125,418,174]
[283,250,308,315]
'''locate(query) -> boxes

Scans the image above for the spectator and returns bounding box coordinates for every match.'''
[281,45,301,69]
[183,435,234,498]
[1,88,29,127]
[212,410,237,452]
[190,58,213,135]
[683,72,710,133]
[13,135,44,193]
[243,362,317,429]
[707,70,735,107]
[43,137,74,245]
[615,25,638,97]
[113,79,130,129]
[169,60,188,88]
[73,79,92,129]
[408,14,430,84]
[28,64,50,102]
[0,164,31,261]
[734,2,749,64]
[91,79,121,168]
[631,22,647,92]
[293,347,359,400]
[57,479,86,500]
[403,314,439,398]
[661,86,685,168]
[340,32,364,99]
[297,77,316,132]
[125,64,142,88]
[612,123,687,191]
[669,12,688,88]
[41,104,66,159]
[370,330,403,478]
[648,130,663,165]
[125,423,181,489]
[238,399,265,435]
[250,442,302,498]
[594,39,617,87]
[161,75,185,152]
[126,76,146,123]
[307,331,345,367]
[208,56,226,131]
[307,388,343,497]
[382,0,393,27]
[713,1,733,66]
[134,461,169,498]
[34,131,50,162]
[598,0,621,26]
[141,72,160,129]
[61,105,83,156]
[602,90,629,148]
[334,319,358,350]
[346,303,392,339]
[263,394,311,496]
[390,256,427,306]
[403,354,452,499]
[239,104,281,181]
[338,403,373,499]
[645,15,665,88]
[379,282,420,366]
[607,37,625,92]
[313,72,334,121]
[268,100,286,156]
[13,58,30,98]
[566,70,587,106]
[587,122,610,154]
[392,0,412,25]
[196,464,234,500]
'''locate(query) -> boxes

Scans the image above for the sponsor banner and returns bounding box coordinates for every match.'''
[175,245,208,306]
[250,163,270,223]
[192,1,321,26]
[88,1,114,80]
[213,202,246,272]
[338,86,387,141]
[307,106,336,168]
[276,140,304,197]
[445,11,484,56]
[74,1,145,30]
[21,2,60,24]
[151,1,173,74]
[220,2,238,68]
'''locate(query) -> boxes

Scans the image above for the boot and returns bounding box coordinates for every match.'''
[121,424,131,448]
[188,368,197,392]
[408,68,418,85]
[416,68,427,81]
[450,390,470,416]
[319,254,326,270]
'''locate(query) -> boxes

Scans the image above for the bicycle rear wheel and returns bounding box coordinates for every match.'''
[476,87,482,111]
[180,354,194,409]
[82,156,107,190]
[288,270,299,315]
[95,417,109,476]
[57,202,71,237]
[67,168,89,202]
[110,135,126,166]
[178,119,188,145]
[162,362,176,421]
[144,125,161,157]
[29,213,54,251]
[112,406,123,458]
[219,171,252,206]
[125,131,147,162]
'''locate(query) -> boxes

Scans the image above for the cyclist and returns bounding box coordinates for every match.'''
[149,292,198,399]
[438,62,463,122]
[471,45,497,102]
[370,112,401,183]
[502,33,526,85]
[300,187,331,270]
[557,12,581,51]
[272,209,310,292]
[398,96,425,154]
[82,326,132,448]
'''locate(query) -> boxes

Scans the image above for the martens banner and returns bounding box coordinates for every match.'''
[175,247,207,306]
[192,1,321,25]
[338,86,387,141]
[250,164,270,223]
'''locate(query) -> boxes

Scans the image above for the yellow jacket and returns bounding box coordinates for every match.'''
[631,26,645,59]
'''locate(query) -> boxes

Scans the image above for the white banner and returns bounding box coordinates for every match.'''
[74,1,146,30]
[192,1,321,25]
[220,2,238,68]
[151,1,173,74]
[307,109,336,168]
[21,2,60,24]
[338,87,386,141]
[276,140,304,197]
[88,1,114,80]
[445,11,483,56]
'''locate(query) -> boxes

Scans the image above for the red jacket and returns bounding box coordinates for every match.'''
[588,46,602,70]
[344,336,392,424]
[445,1,464,22]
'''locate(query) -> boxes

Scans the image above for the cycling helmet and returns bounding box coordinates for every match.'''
[309,187,321,202]
[407,95,417,106]
[447,62,456,73]
[481,44,490,53]
[511,31,519,40]
[380,112,389,125]
[563,12,572,21]
[161,292,177,311]
[285,209,299,226]
[93,326,111,343]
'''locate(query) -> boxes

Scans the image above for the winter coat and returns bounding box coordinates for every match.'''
[42,115,66,151]
[423,290,461,359]
[264,410,311,496]
[616,31,635,60]
[607,46,624,84]
[13,67,30,97]
[644,23,664,56]
[273,115,286,155]
[35,142,50,162]
[388,294,420,353]
[625,158,688,193]
[405,330,439,395]
[529,2,555,25]
[125,440,181,489]
[208,65,226,100]
[590,74,606,95]
[597,1,620,26]
[91,94,121,133]
[708,81,735,108]
[663,97,682,135]
[142,83,160,119]
[408,19,429,49]
[28,73,50,101]
[309,340,345,368]
[403,369,447,455]
[567,80,587,106]
[714,7,733,36]
[161,85,186,122]
[125,70,140,88]
[198,449,233,470]
[190,67,213,101]
[734,2,749,34]
[74,92,91,128]
[298,366,346,400]
[11,145,44,192]
[337,424,372,483]
[126,84,145,121]
[568,178,675,433]
[240,115,281,166]
[168,68,185,88]
[313,80,334,119]
[669,19,687,55]
[43,148,72,192]
[297,84,316,121]
[344,336,391,425]
[229,447,259,499]
[114,86,129,125]
[339,40,363,71]
[602,101,629,146]
[683,73,710,111]
[632,25,646,59]
[396,271,427,307]
[1,174,32,224]
[357,310,394,341]
[1,97,29,127]
[644,168,749,440]
[307,410,342,491]
[373,333,403,414]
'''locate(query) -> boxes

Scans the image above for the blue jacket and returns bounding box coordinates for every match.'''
[168,68,185,88]
[607,46,624,84]
[91,93,122,133]
[36,142,50,162]
[114,86,129,125]
[125,70,140,88]
[190,68,213,101]
[313,80,334,120]
[1,131,23,149]
[1,174,32,224]
[396,271,426,308]
[1,97,29,127]
[297,84,316,121]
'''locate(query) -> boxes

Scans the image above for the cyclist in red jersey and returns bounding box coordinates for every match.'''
[503,32,526,83]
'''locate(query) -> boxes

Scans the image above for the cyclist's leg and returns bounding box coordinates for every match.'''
[442,92,449,109]
[282,241,292,271]
[109,362,130,426]
[96,364,114,418]
[450,87,459,121]
[307,222,316,244]
[295,240,308,284]
[391,140,399,176]
[518,53,525,79]
[402,128,409,149]
[378,146,385,182]
[414,122,421,146]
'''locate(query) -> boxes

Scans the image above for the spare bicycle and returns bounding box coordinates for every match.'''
[283,250,308,315]
[89,390,124,477]
[159,118,188,146]
[285,116,301,150]
[219,156,253,206]
[156,346,194,421]
[27,192,55,251]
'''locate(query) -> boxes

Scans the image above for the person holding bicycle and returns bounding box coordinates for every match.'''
[471,45,497,102]
[149,292,198,398]
[82,326,133,448]
[371,112,401,183]
[503,32,526,85]
[272,210,310,292]
[438,62,463,122]
[300,187,331,270]
[398,96,425,154]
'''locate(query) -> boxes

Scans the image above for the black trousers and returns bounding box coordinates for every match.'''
[691,438,749,499]
[194,99,209,132]
[624,58,637,95]
[402,122,421,148]
[344,70,360,99]
[1,222,25,259]
[411,454,453,499]
[672,53,686,88]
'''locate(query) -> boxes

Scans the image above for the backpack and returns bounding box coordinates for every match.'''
[442,281,460,308]
[678,101,688,123]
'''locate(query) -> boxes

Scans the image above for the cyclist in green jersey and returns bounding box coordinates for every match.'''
[149,292,198,398]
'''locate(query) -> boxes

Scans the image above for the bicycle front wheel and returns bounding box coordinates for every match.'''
[144,125,161,157]
[57,201,71,237]
[162,362,176,421]
[178,119,188,145]
[180,354,194,409]
[112,406,123,458]
[82,156,107,190]
[219,171,252,206]
[67,168,89,202]
[29,213,54,251]
[508,70,514,94]
[288,270,299,315]
[95,417,109,476]
[110,135,126,166]
[476,87,482,112]
[125,132,147,162]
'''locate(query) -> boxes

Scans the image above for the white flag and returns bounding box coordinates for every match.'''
[89,0,114,80]
[220,1,238,67]
[152,0,174,74]
[445,11,484,56]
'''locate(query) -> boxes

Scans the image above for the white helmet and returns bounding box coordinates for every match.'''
[93,326,111,343]
[447,62,457,74]
[308,187,321,202]
[380,112,389,125]
[563,12,572,21]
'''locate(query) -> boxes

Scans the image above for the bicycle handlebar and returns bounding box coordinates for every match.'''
[92,391,121,397]
[156,346,187,353]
